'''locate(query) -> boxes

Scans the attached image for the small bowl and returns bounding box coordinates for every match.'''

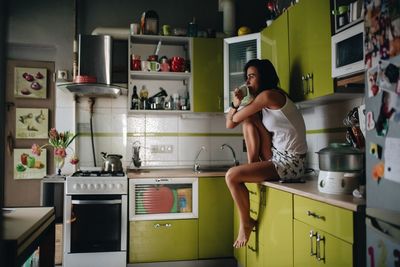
[173,28,187,36]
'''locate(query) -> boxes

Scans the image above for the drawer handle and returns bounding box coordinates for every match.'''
[316,233,325,262]
[248,190,257,195]
[247,245,257,252]
[309,230,317,257]
[307,211,325,220]
[250,208,258,215]
[154,223,172,228]
[155,178,170,182]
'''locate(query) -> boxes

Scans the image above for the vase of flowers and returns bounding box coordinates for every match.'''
[32,128,79,175]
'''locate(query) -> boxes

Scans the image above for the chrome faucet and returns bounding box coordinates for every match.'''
[193,146,206,172]
[132,141,142,168]
[221,144,239,166]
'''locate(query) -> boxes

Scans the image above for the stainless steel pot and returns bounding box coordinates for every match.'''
[101,152,123,172]
[316,143,364,172]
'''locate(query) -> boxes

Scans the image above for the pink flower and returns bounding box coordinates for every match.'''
[54,147,67,158]
[31,144,42,156]
[70,154,80,165]
[49,128,58,140]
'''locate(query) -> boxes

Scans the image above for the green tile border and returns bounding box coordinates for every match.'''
[77,127,346,137]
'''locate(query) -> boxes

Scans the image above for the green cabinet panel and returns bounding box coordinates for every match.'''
[294,220,352,267]
[129,219,198,263]
[261,12,290,94]
[234,206,247,267]
[294,195,353,243]
[288,0,333,101]
[192,38,223,112]
[199,177,233,258]
[262,188,293,267]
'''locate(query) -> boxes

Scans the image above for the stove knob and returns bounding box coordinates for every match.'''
[73,183,80,190]
[81,184,87,190]
[94,184,100,190]
[116,183,122,189]
[108,184,114,189]
[100,184,106,190]
[88,184,94,190]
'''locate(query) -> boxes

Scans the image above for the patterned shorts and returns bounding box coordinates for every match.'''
[271,147,306,180]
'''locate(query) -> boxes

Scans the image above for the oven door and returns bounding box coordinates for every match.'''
[64,194,127,253]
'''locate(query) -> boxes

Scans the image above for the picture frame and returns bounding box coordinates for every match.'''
[14,67,47,99]
[15,108,49,139]
[13,148,46,179]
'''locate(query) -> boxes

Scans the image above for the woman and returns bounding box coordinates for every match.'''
[225,59,307,248]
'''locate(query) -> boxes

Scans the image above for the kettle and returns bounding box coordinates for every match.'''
[101,152,123,172]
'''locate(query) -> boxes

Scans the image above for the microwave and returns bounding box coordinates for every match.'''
[331,22,364,78]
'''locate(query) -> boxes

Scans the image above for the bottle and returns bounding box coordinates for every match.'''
[131,85,139,110]
[139,85,149,110]
[141,10,159,35]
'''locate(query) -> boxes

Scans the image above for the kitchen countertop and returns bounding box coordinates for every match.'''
[127,168,365,212]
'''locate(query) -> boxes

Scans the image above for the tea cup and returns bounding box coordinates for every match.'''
[147,61,161,72]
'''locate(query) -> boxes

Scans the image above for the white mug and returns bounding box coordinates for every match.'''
[141,61,149,71]
[147,61,161,72]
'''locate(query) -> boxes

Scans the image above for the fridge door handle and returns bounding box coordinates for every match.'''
[366,217,400,243]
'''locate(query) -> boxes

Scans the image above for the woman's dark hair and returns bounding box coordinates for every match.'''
[244,59,280,94]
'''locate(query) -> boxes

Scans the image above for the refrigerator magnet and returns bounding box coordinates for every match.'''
[367,111,376,131]
[369,143,383,159]
[383,137,400,184]
[372,162,385,183]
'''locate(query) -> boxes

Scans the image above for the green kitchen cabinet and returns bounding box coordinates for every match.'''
[192,38,223,112]
[129,219,198,263]
[288,0,333,101]
[262,187,293,267]
[293,195,355,267]
[261,11,290,94]
[294,220,352,267]
[198,177,233,258]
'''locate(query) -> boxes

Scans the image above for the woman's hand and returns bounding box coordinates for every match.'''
[233,88,244,107]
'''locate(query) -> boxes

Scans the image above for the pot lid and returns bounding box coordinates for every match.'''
[317,143,363,155]
[106,154,123,158]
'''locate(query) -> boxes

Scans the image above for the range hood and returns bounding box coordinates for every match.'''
[59,34,128,98]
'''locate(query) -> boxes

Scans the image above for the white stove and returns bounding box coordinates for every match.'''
[64,169,127,267]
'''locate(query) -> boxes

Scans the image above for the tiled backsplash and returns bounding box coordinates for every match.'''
[56,86,364,174]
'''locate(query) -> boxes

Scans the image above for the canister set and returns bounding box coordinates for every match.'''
[131,54,186,73]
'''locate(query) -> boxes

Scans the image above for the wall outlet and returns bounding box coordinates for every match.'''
[150,145,173,153]
[57,69,68,81]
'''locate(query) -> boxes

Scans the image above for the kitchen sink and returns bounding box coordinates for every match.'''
[193,165,233,173]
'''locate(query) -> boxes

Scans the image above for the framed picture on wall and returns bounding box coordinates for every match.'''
[15,108,49,139]
[14,67,47,99]
[13,148,46,179]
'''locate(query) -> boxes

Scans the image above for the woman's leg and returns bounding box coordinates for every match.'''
[242,113,272,162]
[226,114,276,248]
[226,160,279,248]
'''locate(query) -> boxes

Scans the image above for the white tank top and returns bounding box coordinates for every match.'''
[261,95,307,154]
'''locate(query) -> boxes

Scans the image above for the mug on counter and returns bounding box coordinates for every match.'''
[147,61,160,72]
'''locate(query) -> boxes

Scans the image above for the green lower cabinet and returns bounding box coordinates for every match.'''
[262,188,293,267]
[129,219,198,263]
[294,219,353,267]
[199,177,233,258]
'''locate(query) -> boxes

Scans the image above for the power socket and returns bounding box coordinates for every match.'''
[150,145,173,153]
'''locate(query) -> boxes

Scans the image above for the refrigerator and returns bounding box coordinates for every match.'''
[364,0,400,266]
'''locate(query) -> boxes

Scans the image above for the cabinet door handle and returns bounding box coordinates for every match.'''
[249,208,258,215]
[307,73,314,93]
[316,233,325,262]
[154,223,172,228]
[155,178,170,182]
[301,75,308,95]
[248,190,257,195]
[309,230,317,256]
[307,210,325,220]
[247,245,257,252]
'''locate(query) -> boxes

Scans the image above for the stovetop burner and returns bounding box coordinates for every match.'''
[72,170,125,177]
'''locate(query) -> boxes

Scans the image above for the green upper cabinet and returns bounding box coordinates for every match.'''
[192,38,223,112]
[198,177,233,258]
[261,12,290,94]
[288,0,333,101]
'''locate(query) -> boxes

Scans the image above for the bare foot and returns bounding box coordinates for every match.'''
[233,219,256,248]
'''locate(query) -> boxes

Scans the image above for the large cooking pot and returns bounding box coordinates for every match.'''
[316,143,364,172]
[101,152,123,172]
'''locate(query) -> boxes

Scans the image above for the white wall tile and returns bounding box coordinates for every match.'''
[210,114,242,134]
[210,137,243,165]
[178,116,210,133]
[145,114,178,133]
[56,85,75,108]
[178,136,210,166]
[127,115,145,133]
[112,95,128,109]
